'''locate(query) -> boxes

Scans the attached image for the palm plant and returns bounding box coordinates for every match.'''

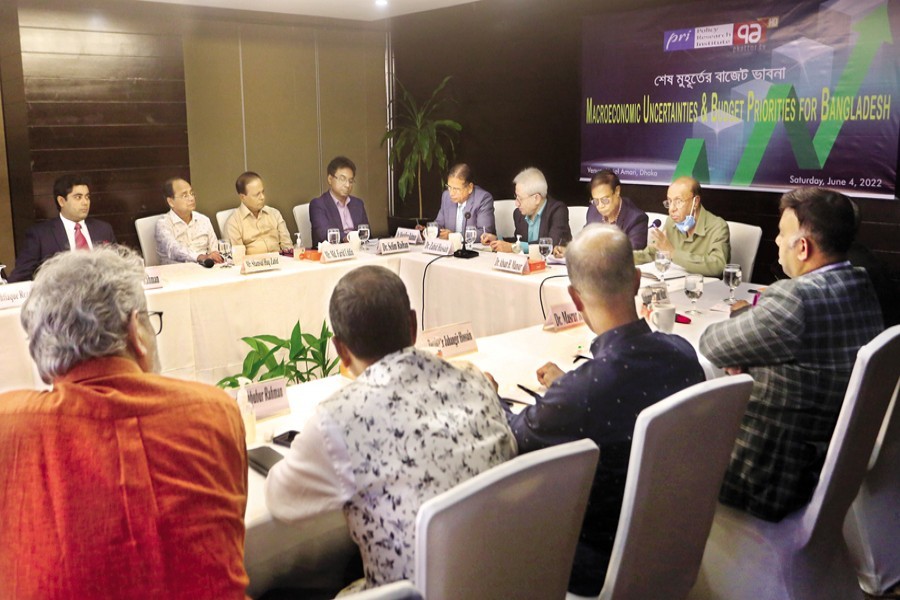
[382,76,462,220]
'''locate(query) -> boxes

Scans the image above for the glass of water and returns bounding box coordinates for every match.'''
[217,239,232,267]
[358,224,370,245]
[327,228,340,245]
[465,226,477,247]
[426,222,438,240]
[723,263,742,304]
[654,249,672,282]
[684,274,703,315]
[538,237,553,261]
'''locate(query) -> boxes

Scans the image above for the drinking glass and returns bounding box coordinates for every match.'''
[684,274,703,315]
[327,228,340,245]
[538,237,553,260]
[217,239,232,267]
[358,224,370,245]
[723,263,742,304]
[426,222,439,240]
[654,249,672,282]
[465,226,477,247]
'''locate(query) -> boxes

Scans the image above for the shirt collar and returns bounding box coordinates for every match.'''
[805,260,852,276]
[59,213,83,228]
[524,198,547,225]
[238,203,267,219]
[590,318,653,356]
[330,191,350,207]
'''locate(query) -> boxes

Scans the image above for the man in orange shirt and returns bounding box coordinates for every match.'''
[0,246,249,599]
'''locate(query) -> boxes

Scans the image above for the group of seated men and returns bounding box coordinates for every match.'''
[0,158,889,598]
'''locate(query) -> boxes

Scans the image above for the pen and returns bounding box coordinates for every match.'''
[516,383,543,400]
[573,354,591,363]
[752,293,760,306]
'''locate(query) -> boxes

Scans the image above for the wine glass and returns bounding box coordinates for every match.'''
[684,274,703,315]
[327,228,340,245]
[426,222,438,240]
[358,224,370,246]
[465,226,477,247]
[538,237,553,261]
[723,263,742,304]
[654,249,672,282]
[217,239,232,267]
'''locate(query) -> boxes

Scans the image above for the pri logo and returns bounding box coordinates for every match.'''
[664,28,694,52]
[733,20,766,45]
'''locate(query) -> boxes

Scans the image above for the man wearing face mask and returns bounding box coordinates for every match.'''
[633,176,730,277]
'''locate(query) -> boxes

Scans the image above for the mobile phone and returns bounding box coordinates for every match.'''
[273,430,300,448]
[248,446,285,476]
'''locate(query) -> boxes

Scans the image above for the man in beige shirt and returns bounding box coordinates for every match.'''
[226,171,292,255]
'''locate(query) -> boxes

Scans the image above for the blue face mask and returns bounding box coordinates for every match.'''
[675,198,697,234]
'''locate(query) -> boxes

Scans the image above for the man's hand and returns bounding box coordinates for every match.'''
[438,228,452,240]
[208,251,225,264]
[649,228,674,253]
[536,362,565,387]
[730,300,751,313]
[490,240,514,253]
[484,372,500,393]
[481,232,497,245]
[724,366,745,375]
[552,245,566,258]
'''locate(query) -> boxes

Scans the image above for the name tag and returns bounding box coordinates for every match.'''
[492,253,530,274]
[543,302,585,331]
[142,267,163,289]
[0,282,31,310]
[241,253,282,274]
[423,238,454,256]
[395,227,422,244]
[320,243,357,263]
[420,321,478,358]
[376,238,410,255]
[242,378,289,420]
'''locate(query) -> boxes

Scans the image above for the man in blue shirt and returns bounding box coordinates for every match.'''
[501,224,705,596]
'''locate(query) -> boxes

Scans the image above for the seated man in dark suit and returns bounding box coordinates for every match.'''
[8,174,116,282]
[309,155,370,244]
[480,167,571,253]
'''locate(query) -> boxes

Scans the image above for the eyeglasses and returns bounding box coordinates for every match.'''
[515,193,536,203]
[333,175,355,185]
[446,184,470,194]
[142,311,164,336]
[663,196,693,209]
[176,191,195,200]
[590,196,613,207]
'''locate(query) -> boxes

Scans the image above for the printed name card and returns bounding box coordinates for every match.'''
[242,378,289,420]
[492,253,530,274]
[395,227,422,244]
[241,253,282,274]
[0,282,31,310]
[142,267,163,290]
[376,238,410,255]
[320,243,357,263]
[423,238,454,256]
[420,322,478,358]
[543,302,586,331]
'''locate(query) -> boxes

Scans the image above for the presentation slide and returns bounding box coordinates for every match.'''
[581,0,899,199]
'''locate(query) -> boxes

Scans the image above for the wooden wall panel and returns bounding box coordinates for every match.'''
[0,82,14,273]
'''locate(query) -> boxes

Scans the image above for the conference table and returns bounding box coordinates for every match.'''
[242,279,757,596]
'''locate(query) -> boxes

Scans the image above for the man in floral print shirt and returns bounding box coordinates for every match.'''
[266,266,516,593]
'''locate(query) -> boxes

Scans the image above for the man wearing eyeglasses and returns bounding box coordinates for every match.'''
[0,246,250,598]
[429,163,495,239]
[309,155,370,245]
[155,177,223,265]
[585,169,648,249]
[633,176,730,277]
[7,174,116,282]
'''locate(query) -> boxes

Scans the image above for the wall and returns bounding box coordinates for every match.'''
[390,0,900,284]
[0,82,13,273]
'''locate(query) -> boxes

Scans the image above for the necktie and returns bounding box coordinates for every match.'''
[456,204,465,233]
[74,222,89,250]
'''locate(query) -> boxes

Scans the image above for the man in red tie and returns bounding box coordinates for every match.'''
[8,174,116,282]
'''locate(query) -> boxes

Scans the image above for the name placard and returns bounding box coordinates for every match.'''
[376,238,410,255]
[420,321,478,358]
[543,302,586,331]
[241,253,282,274]
[142,267,163,290]
[492,253,530,274]
[242,378,290,420]
[395,227,422,244]
[0,282,31,310]
[423,238,454,256]
[320,243,357,263]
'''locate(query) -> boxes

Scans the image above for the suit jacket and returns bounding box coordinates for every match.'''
[9,216,116,282]
[432,185,496,235]
[512,196,572,246]
[700,263,884,521]
[585,196,648,250]
[309,191,369,244]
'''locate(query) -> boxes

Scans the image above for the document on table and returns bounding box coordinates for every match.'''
[638,262,688,281]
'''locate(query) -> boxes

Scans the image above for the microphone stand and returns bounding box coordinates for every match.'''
[453,211,479,259]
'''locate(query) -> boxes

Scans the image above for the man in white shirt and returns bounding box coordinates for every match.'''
[266,266,516,594]
[154,178,223,265]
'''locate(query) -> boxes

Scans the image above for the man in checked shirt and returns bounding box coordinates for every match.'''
[700,187,883,521]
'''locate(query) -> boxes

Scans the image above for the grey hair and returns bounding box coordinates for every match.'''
[566,224,635,300]
[329,266,411,362]
[21,245,148,383]
[513,167,548,199]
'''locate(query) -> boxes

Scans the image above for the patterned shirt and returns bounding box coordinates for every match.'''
[225,203,292,255]
[155,209,218,264]
[700,262,883,521]
[266,347,516,592]
[633,205,731,277]
[507,319,705,596]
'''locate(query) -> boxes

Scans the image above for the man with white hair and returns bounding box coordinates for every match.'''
[0,246,249,599]
[481,167,571,253]
[499,225,705,596]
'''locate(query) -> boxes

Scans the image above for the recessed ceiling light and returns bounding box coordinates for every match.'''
[375,0,388,6]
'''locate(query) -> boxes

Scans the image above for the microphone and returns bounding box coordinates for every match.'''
[650,219,662,229]
[453,211,478,259]
[201,257,215,268]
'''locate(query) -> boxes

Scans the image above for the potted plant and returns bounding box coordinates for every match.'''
[382,76,462,225]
